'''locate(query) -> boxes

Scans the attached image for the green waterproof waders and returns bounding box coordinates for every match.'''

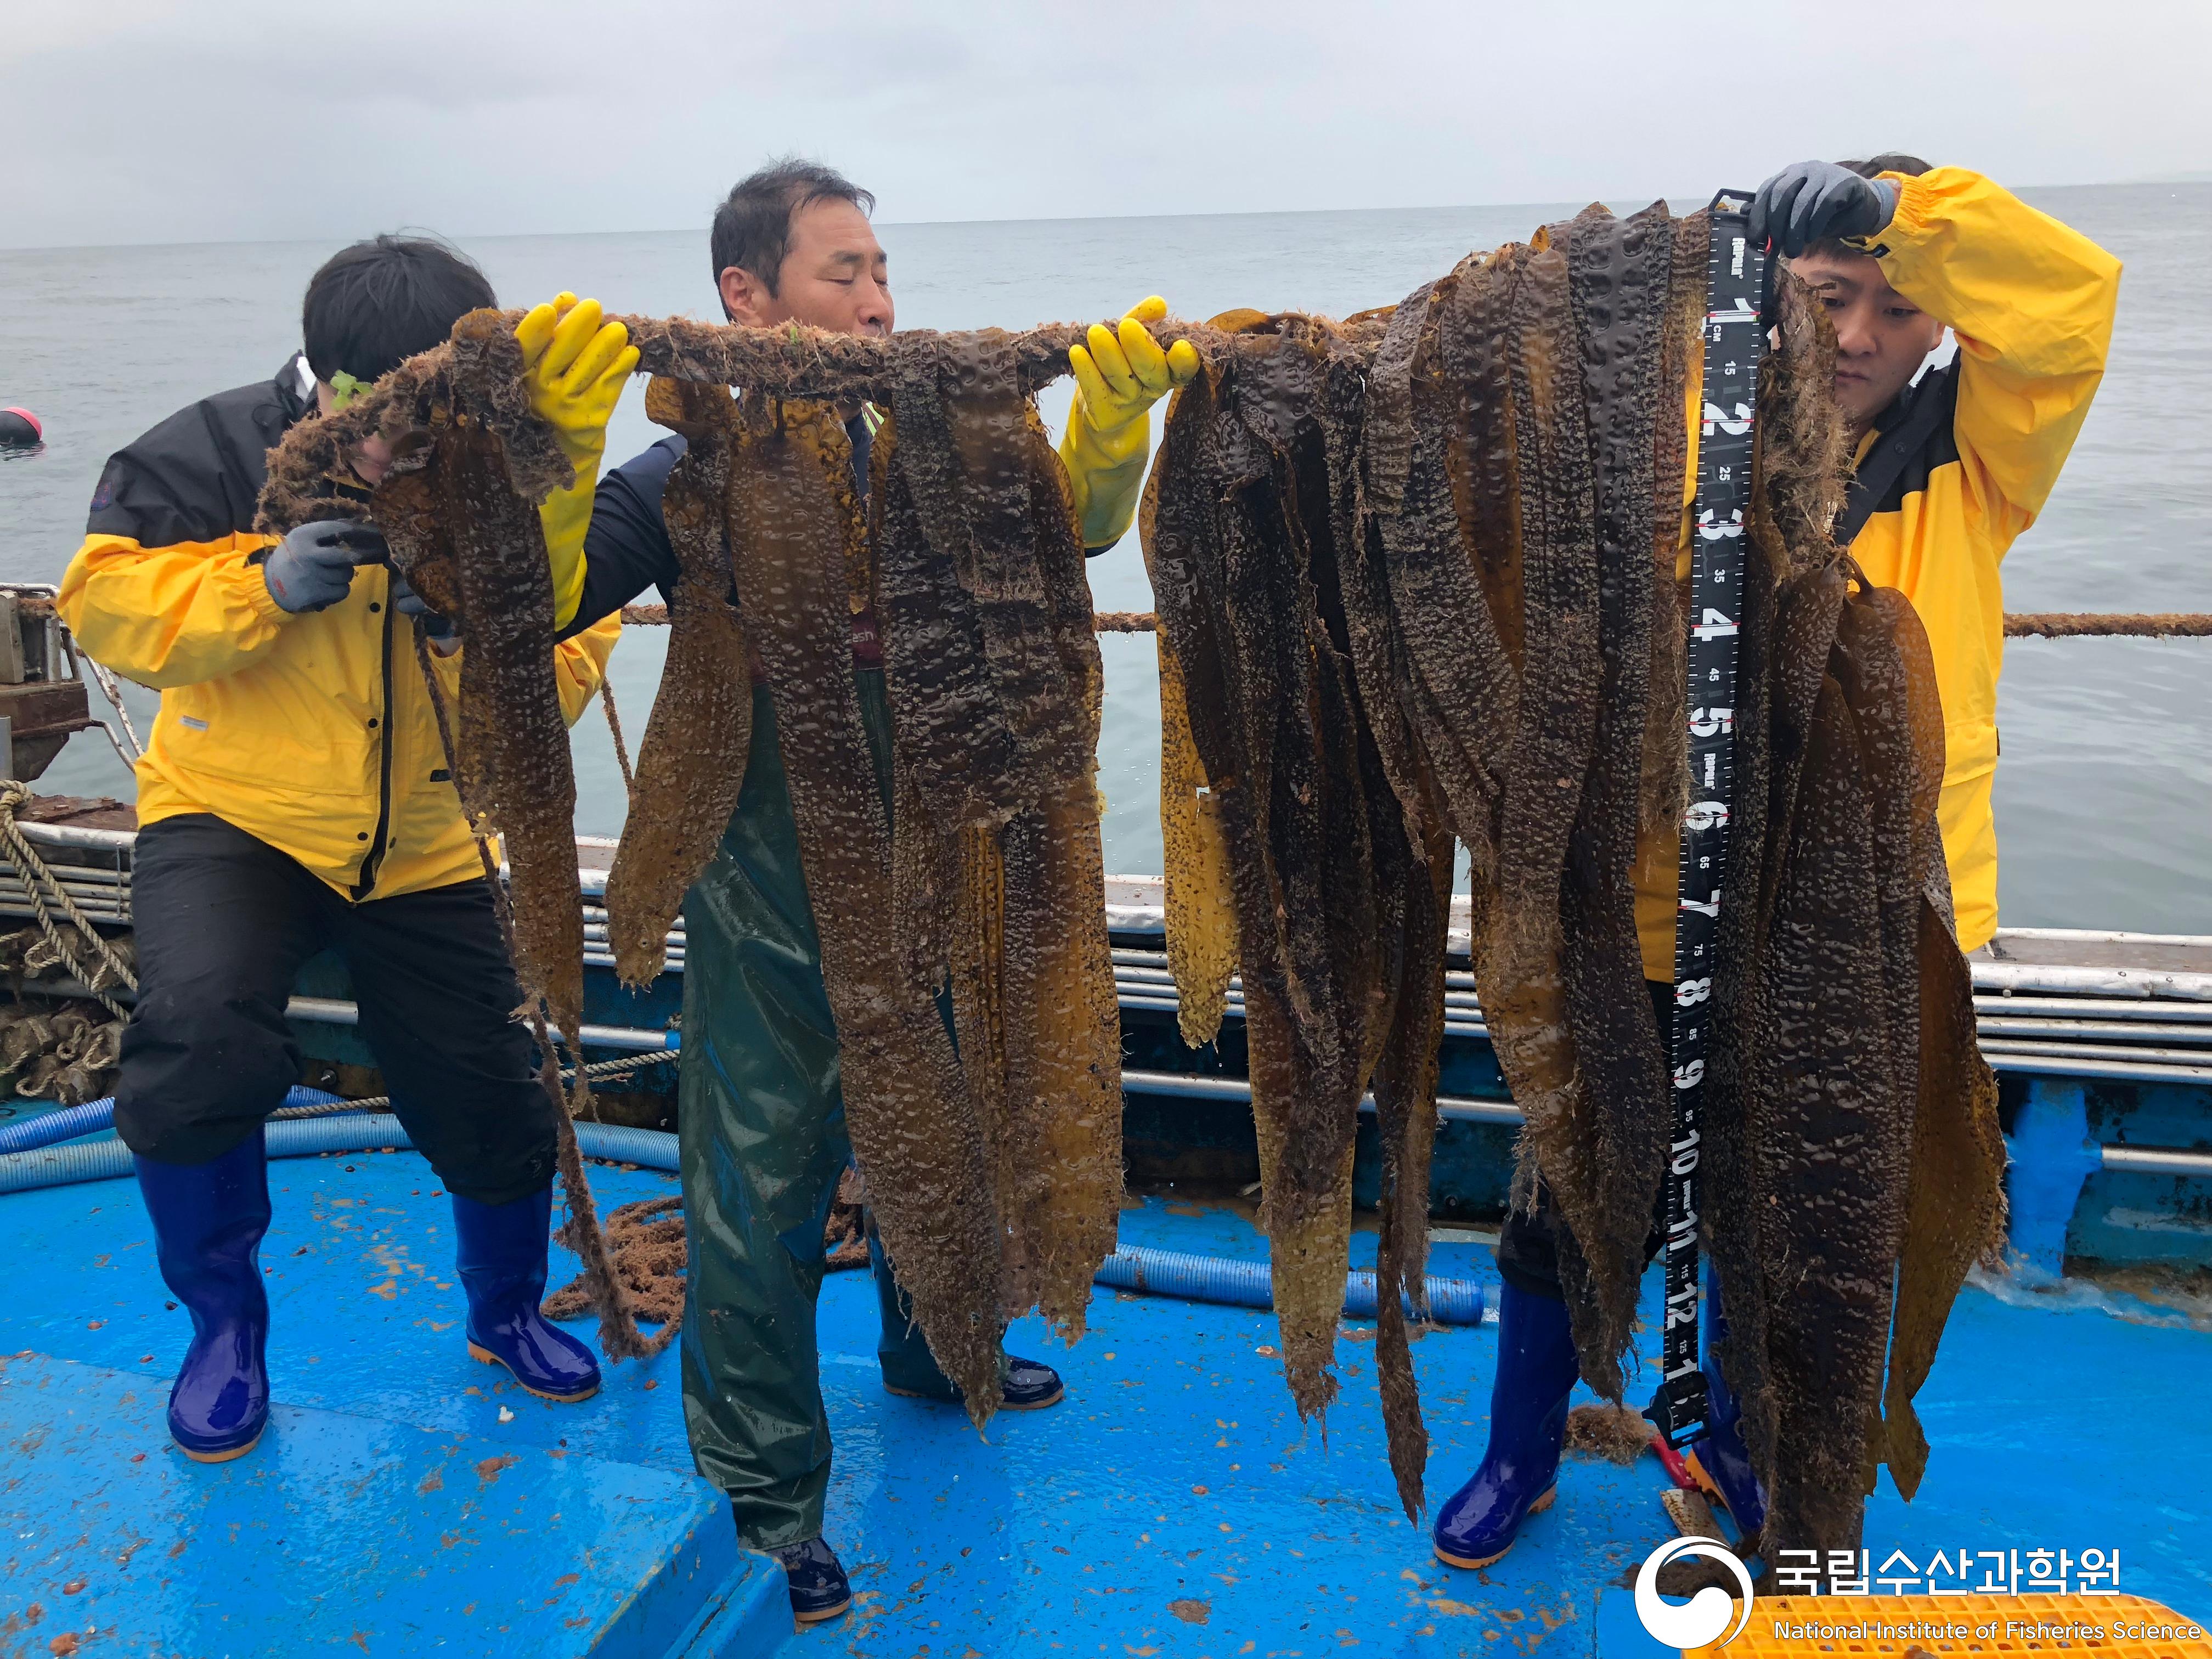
[676,671,978,1549]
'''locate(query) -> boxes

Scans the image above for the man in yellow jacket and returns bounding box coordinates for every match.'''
[1434,157,2121,1571]
[58,235,634,1465]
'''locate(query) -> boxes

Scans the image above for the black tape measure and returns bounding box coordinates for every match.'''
[1653,190,1768,1449]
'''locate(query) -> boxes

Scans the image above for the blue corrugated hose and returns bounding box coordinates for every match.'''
[0,1085,347,1159]
[0,1118,1490,1327]
[1094,1243,1487,1326]
[0,1110,678,1194]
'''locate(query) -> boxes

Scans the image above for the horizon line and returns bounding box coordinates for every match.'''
[3,175,2199,258]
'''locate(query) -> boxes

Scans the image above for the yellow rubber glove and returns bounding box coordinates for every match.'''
[1059,295,1201,550]
[516,294,639,628]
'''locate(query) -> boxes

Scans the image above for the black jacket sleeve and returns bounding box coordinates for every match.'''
[86,357,313,546]
[559,435,686,642]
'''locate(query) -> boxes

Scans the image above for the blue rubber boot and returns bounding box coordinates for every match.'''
[1433,1280,1582,1569]
[133,1130,273,1463]
[452,1186,601,1402]
[763,1534,853,1626]
[1685,1267,1768,1539]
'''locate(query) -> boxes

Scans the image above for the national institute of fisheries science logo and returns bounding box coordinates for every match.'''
[1636,1536,1757,1650]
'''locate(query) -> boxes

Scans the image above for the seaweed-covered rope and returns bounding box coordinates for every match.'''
[0,781,138,1019]
[255,312,1396,539]
[598,679,635,794]
[2005,612,2212,638]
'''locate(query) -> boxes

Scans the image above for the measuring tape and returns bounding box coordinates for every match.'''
[1654,190,1769,1448]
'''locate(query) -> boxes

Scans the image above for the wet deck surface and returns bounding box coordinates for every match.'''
[3,1148,2208,1656]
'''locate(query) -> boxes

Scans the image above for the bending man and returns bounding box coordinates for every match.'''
[59,236,634,1463]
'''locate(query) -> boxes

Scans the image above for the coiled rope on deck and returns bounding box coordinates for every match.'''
[0,781,139,1020]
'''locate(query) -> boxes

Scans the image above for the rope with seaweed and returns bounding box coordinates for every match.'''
[254,313,1380,538]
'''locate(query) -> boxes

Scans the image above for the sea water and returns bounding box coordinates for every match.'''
[1,187,2205,932]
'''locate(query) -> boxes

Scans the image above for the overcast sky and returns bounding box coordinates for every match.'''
[5,0,2206,250]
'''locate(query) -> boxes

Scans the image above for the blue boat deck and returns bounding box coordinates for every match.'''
[3,1144,2209,1656]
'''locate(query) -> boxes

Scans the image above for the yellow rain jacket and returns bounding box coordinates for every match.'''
[1634,168,2121,977]
[60,357,619,902]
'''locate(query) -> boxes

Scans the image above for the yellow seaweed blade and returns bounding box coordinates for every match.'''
[1021,777,1124,1339]
[1157,634,1237,1047]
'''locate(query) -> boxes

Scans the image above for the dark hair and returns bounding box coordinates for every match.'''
[1841,153,1934,179]
[709,158,876,303]
[301,234,496,385]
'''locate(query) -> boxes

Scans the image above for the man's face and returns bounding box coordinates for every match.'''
[1787,249,1946,434]
[719,198,892,338]
[318,379,394,486]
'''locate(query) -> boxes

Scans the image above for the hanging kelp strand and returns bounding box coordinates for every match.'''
[602,377,754,986]
[869,343,1126,1340]
[1155,633,1237,1048]
[724,393,1007,1423]
[1144,313,1396,1425]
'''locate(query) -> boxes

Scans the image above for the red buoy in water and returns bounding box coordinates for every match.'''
[0,407,42,449]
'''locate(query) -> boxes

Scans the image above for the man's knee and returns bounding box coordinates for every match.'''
[395,1076,557,1207]
[113,983,299,1162]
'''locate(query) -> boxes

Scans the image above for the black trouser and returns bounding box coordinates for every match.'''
[1496,979,1675,1298]
[115,814,557,1205]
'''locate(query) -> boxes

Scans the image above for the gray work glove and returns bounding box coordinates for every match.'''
[390,573,455,641]
[1750,161,1900,258]
[262,519,385,613]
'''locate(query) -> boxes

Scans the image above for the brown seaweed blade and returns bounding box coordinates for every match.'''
[1139,349,1248,853]
[871,405,1017,827]
[998,785,1121,1337]
[1830,577,1944,1338]
[1370,262,1521,873]
[1468,225,1615,1379]
[1836,584,2002,1497]
[1637,214,1707,841]
[880,334,1087,816]
[1328,292,1462,1513]
[725,394,1005,1423]
[1002,414,1125,1334]
[1144,324,1356,1418]
[433,416,588,1042]
[1367,799,1453,1520]
[1546,203,1675,1395]
[945,822,1015,1292]
[1878,889,2003,1498]
[1747,674,1911,1555]
[1306,315,1449,1489]
[1231,323,1390,1418]
[1701,268,1931,1556]
[602,377,754,986]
